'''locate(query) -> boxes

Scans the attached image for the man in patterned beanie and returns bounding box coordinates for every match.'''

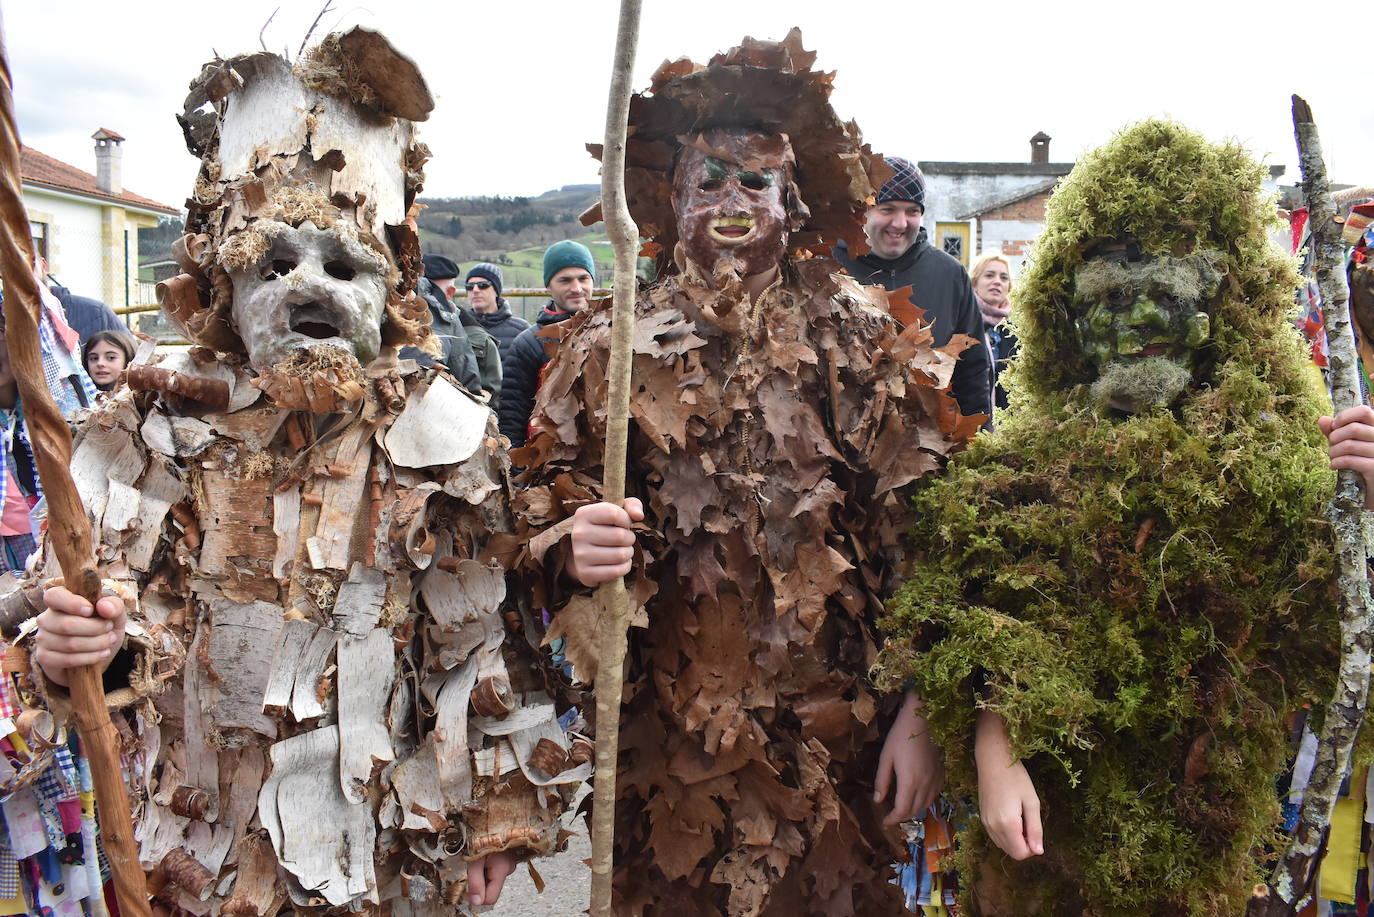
[835,155,992,419]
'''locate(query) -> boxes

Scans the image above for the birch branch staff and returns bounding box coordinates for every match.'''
[0,11,150,917]
[1247,95,1373,917]
[590,2,642,914]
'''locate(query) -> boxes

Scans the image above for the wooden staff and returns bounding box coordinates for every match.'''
[1246,96,1372,917]
[0,10,150,917]
[590,1,642,915]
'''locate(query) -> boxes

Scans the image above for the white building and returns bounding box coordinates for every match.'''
[919,132,1073,277]
[23,128,179,310]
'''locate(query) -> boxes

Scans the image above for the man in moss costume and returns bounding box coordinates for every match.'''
[877,121,1343,916]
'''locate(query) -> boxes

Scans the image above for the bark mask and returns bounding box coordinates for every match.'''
[226,221,390,369]
[672,129,797,283]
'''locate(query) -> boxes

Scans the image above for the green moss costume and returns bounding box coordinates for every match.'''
[877,121,1342,915]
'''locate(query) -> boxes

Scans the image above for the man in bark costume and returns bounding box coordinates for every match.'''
[513,30,982,917]
[19,29,584,914]
[875,121,1344,916]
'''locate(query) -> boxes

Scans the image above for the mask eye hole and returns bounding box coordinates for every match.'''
[739,172,768,191]
[1155,292,1181,310]
[262,258,297,281]
[324,261,356,281]
[1107,290,1134,309]
[699,179,724,193]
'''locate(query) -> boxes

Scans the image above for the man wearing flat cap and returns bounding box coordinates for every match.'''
[836,156,992,419]
[419,253,501,402]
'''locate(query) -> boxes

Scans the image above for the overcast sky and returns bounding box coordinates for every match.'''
[8,1,1370,212]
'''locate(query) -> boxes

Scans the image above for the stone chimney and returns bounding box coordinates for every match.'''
[1030,131,1051,164]
[92,128,125,194]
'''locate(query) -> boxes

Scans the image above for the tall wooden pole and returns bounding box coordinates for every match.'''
[0,10,150,917]
[590,2,642,915]
[1246,95,1372,917]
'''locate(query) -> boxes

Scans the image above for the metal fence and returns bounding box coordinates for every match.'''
[114,288,614,345]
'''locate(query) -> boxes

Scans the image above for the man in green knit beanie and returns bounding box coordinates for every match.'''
[499,240,598,446]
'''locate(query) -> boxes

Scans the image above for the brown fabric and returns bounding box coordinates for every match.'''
[514,259,975,916]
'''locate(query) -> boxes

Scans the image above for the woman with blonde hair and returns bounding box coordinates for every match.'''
[971,251,1017,415]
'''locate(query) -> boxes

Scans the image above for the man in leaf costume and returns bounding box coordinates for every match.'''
[876,121,1342,915]
[513,30,981,917]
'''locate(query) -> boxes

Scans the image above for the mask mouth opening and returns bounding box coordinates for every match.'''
[709,216,757,244]
[290,303,343,339]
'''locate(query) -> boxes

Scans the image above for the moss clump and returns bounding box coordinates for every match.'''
[875,121,1341,915]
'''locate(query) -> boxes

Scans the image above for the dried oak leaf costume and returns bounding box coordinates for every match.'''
[3,30,583,915]
[876,122,1342,916]
[514,31,980,917]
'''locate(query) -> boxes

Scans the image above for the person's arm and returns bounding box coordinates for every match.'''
[1322,404,1374,509]
[498,331,540,447]
[874,690,945,824]
[974,708,1043,859]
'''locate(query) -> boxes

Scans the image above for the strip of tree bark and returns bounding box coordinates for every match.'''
[1246,95,1373,917]
[590,3,643,916]
[0,12,150,917]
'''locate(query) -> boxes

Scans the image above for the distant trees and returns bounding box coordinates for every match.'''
[414,189,602,265]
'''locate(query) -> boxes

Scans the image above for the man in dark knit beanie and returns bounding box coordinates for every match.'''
[499,240,596,446]
[464,262,529,363]
[409,253,502,402]
[834,155,991,420]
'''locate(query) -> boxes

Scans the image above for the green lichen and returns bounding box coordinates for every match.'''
[876,121,1341,915]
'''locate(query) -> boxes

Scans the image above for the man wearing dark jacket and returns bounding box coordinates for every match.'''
[498,240,595,447]
[834,156,991,418]
[463,262,529,361]
[419,255,501,401]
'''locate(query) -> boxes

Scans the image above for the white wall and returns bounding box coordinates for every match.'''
[979,219,1045,278]
[922,173,1055,234]
[24,188,106,298]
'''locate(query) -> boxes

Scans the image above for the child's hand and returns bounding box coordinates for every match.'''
[874,691,945,825]
[974,709,1043,860]
[566,497,644,586]
[1321,405,1374,509]
[466,851,516,906]
[33,586,127,687]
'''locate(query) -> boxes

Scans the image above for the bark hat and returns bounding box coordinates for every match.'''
[161,28,435,358]
[582,28,889,268]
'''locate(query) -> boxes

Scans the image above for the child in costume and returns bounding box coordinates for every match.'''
[22,29,583,914]
[515,30,980,917]
[877,121,1345,916]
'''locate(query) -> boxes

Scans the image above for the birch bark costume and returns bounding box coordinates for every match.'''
[514,31,980,917]
[876,122,1343,916]
[2,29,582,915]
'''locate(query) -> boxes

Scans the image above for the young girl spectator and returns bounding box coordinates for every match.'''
[81,329,135,392]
